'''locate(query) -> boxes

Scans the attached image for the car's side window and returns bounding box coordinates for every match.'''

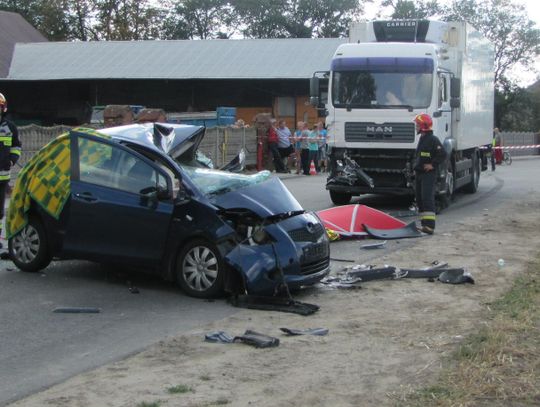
[78,138,158,194]
[78,138,116,188]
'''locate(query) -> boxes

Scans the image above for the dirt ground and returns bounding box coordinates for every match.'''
[10,194,540,407]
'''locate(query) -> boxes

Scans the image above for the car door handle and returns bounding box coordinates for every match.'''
[74,192,98,203]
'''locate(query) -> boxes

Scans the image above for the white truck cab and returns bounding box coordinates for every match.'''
[311,20,494,207]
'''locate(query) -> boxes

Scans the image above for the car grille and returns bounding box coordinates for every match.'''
[288,222,325,242]
[345,122,415,143]
[300,257,330,276]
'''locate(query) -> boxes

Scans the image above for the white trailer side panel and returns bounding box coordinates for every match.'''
[450,22,494,150]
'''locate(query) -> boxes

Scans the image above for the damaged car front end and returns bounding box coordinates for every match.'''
[182,167,330,296]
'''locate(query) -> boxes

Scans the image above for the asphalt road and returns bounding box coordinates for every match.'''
[1,156,539,405]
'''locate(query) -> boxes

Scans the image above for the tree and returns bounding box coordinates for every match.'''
[93,0,165,40]
[381,0,441,20]
[443,0,540,89]
[230,0,365,39]
[164,0,235,40]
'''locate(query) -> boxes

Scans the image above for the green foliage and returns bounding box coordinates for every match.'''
[231,0,363,38]
[442,0,540,89]
[164,0,235,40]
[382,0,442,19]
[166,384,192,394]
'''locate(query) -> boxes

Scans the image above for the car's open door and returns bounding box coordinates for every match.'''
[62,131,174,266]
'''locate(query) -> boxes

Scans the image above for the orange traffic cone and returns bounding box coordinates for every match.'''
[309,160,317,175]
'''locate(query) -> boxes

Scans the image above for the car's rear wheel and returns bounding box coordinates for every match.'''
[9,217,52,272]
[176,239,225,298]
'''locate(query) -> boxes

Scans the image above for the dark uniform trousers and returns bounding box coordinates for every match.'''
[415,170,437,230]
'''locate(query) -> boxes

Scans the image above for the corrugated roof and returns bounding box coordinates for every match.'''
[7,38,347,81]
[0,11,47,77]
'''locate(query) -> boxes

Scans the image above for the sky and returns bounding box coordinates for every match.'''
[363,0,540,87]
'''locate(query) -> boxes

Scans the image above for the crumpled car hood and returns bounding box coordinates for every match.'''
[213,177,303,218]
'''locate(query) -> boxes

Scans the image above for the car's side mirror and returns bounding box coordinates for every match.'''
[433,110,442,118]
[156,186,172,200]
[139,186,159,209]
[175,188,190,204]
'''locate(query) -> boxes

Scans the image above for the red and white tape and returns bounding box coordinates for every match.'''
[480,145,540,150]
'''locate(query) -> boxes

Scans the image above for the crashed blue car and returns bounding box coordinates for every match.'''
[7,123,330,298]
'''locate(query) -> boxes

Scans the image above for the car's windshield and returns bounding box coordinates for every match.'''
[331,57,433,109]
[181,166,271,196]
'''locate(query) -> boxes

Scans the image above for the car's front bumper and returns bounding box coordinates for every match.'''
[224,212,330,295]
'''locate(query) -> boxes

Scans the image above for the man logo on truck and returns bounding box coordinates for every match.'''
[367,126,393,133]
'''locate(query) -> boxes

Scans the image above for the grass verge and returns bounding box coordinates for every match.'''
[396,257,540,406]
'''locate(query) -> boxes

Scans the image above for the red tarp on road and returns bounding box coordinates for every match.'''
[317,204,406,237]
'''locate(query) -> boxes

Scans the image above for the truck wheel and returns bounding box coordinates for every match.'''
[330,191,352,205]
[176,239,225,298]
[8,217,52,272]
[464,153,480,194]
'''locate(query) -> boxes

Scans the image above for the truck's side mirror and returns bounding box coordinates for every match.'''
[450,78,460,98]
[450,77,461,109]
[432,110,442,118]
[310,77,320,106]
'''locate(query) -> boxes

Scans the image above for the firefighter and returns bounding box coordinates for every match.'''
[0,93,21,247]
[413,113,447,235]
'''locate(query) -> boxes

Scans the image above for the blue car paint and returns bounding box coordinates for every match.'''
[46,125,329,296]
[212,177,303,218]
[212,178,329,293]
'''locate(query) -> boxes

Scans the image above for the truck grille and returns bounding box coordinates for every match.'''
[345,122,415,143]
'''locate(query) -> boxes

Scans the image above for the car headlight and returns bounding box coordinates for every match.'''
[248,225,269,245]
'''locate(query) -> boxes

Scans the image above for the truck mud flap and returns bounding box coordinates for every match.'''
[363,221,422,239]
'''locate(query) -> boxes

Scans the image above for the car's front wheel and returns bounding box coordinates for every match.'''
[9,217,52,272]
[176,239,225,298]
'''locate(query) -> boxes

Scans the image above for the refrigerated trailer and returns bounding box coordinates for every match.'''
[310,20,494,207]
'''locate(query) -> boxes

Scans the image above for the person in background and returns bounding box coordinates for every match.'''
[493,127,503,165]
[315,121,328,172]
[292,121,304,174]
[0,93,22,248]
[299,122,311,175]
[267,119,287,173]
[276,120,293,172]
[413,113,447,235]
[307,123,321,173]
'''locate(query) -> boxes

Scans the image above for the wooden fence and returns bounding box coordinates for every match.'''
[14,125,258,181]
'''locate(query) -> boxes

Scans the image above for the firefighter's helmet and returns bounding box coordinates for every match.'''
[0,93,6,113]
[414,113,432,132]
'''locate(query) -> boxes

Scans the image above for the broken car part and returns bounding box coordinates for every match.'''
[279,327,329,336]
[233,330,280,348]
[363,221,422,239]
[53,307,101,313]
[228,295,319,316]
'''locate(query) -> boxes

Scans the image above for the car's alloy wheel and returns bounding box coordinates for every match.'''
[9,217,52,272]
[176,239,224,298]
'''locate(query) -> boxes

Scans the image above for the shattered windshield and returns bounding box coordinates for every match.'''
[331,57,433,109]
[181,166,271,196]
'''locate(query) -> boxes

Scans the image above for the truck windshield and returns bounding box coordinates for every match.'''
[331,57,433,109]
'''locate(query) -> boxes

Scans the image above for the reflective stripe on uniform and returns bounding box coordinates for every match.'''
[10,146,21,156]
[420,151,431,157]
[419,211,436,221]
[0,136,12,146]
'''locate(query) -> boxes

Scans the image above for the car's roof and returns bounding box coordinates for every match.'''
[98,123,205,158]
